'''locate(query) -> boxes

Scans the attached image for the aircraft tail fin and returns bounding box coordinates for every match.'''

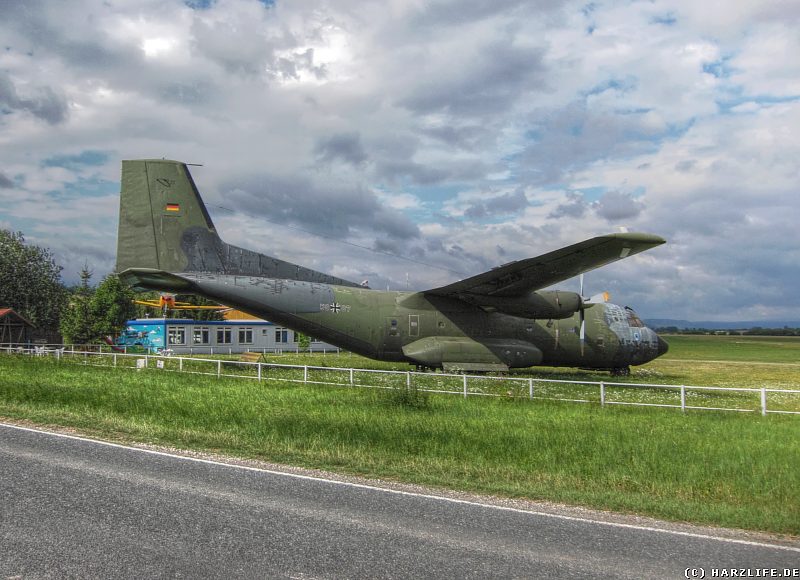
[116,159,362,287]
[116,159,220,274]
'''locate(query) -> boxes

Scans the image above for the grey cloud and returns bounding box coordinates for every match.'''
[0,72,68,125]
[487,189,528,213]
[191,16,276,76]
[465,189,528,219]
[592,191,645,222]
[222,174,420,241]
[315,132,368,166]
[269,49,327,82]
[375,159,450,185]
[421,124,490,152]
[549,191,588,219]
[371,132,489,184]
[410,0,564,29]
[0,173,13,188]
[191,11,325,81]
[399,41,548,117]
[520,101,668,186]
[2,1,141,75]
[158,81,215,106]
[373,238,426,261]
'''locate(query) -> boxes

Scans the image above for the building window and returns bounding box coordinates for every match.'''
[239,327,253,344]
[217,327,232,344]
[275,328,290,343]
[168,327,186,345]
[193,327,210,344]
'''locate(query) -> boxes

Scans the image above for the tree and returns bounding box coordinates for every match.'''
[296,333,311,351]
[91,274,137,339]
[60,266,95,344]
[0,229,68,330]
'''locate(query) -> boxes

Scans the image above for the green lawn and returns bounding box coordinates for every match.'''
[656,334,800,363]
[1,352,798,535]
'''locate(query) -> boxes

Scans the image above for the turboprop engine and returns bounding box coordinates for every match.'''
[460,290,583,319]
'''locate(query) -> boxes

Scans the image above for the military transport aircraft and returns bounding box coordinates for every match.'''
[116,159,668,375]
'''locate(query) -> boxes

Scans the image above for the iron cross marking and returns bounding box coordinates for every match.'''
[330,303,341,313]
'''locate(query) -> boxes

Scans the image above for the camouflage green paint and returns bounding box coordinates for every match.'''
[116,160,668,373]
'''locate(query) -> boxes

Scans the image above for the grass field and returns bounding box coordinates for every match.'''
[1,336,799,535]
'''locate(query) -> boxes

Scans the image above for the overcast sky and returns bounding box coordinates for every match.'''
[1,0,798,321]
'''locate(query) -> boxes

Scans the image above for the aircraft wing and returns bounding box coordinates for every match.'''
[425,233,665,298]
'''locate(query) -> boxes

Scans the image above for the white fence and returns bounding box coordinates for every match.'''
[2,346,799,416]
[0,342,341,356]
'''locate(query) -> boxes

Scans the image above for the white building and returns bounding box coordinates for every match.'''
[118,318,338,354]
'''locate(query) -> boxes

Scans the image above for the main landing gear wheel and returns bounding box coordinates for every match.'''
[611,366,630,377]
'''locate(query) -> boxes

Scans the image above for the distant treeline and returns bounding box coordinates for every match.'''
[655,327,800,336]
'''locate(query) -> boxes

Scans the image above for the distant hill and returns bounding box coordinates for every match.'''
[645,319,800,330]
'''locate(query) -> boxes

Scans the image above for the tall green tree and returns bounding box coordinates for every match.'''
[0,229,68,330]
[59,266,95,344]
[91,274,137,339]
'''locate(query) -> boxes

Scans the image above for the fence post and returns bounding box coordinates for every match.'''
[303,365,308,383]
[600,382,605,406]
[761,388,767,416]
[406,371,411,388]
[680,385,686,412]
[113,353,117,368]
[257,362,262,381]
[217,360,221,378]
[179,357,183,372]
[528,378,533,400]
[463,375,468,398]
[350,368,354,386]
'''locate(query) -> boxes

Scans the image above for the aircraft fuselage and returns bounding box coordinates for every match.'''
[164,273,667,372]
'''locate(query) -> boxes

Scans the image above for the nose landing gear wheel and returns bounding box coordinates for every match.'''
[611,366,630,377]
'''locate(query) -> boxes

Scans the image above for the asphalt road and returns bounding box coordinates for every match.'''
[1,423,797,579]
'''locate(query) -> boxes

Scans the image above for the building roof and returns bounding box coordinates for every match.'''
[126,317,277,326]
[0,308,36,327]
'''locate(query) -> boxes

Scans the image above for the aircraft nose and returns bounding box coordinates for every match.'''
[656,335,669,356]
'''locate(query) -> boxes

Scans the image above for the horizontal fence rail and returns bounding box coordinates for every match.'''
[2,346,799,416]
[0,342,341,356]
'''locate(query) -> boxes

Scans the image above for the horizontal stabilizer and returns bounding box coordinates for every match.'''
[117,268,197,293]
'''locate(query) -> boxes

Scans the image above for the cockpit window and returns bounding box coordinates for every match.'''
[625,306,645,328]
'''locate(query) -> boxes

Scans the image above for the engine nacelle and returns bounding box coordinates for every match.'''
[464,290,582,320]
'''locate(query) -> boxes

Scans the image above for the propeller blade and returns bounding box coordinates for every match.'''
[579,309,585,356]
